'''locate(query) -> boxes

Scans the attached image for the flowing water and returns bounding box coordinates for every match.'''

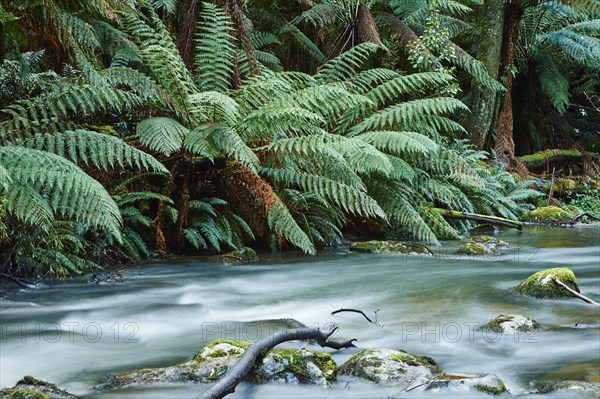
[1,226,599,398]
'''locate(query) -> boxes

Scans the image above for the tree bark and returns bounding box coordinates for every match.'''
[226,0,260,76]
[356,5,383,46]
[196,327,356,399]
[467,0,505,149]
[494,2,525,173]
[177,0,199,69]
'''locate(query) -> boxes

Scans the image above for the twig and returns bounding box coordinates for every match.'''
[332,308,384,327]
[389,372,445,398]
[551,278,600,306]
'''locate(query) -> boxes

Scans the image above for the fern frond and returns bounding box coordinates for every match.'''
[356,131,439,156]
[137,117,189,156]
[349,97,469,135]
[267,200,316,254]
[535,51,570,113]
[195,2,236,92]
[314,42,382,84]
[366,71,456,106]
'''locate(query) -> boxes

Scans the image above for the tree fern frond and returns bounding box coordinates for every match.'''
[349,97,469,135]
[195,2,236,93]
[267,200,316,254]
[137,117,189,156]
[356,131,439,156]
[187,91,240,125]
[535,51,570,113]
[17,130,169,174]
[366,71,456,106]
[315,42,382,84]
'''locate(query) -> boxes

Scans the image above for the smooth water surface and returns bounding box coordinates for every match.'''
[1,226,599,398]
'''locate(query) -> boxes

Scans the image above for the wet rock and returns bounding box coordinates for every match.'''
[95,339,337,391]
[220,247,258,265]
[349,240,433,255]
[514,267,580,298]
[469,224,501,236]
[426,373,507,396]
[0,376,80,399]
[535,380,600,397]
[340,348,441,384]
[250,348,337,385]
[458,235,511,256]
[481,315,542,333]
[522,206,576,225]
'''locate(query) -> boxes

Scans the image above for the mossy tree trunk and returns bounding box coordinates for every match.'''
[494,1,525,171]
[467,0,505,149]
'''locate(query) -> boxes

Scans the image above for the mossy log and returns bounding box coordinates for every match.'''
[518,149,600,172]
[433,208,523,230]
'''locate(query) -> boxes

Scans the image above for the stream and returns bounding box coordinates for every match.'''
[1,226,599,398]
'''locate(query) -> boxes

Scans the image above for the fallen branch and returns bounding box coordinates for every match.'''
[331,308,384,327]
[432,208,523,230]
[518,149,600,172]
[197,327,356,399]
[570,212,600,224]
[551,278,600,306]
[0,273,36,289]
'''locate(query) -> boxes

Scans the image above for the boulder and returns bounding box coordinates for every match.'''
[458,235,511,256]
[481,315,542,333]
[0,376,79,399]
[514,268,580,298]
[535,381,600,397]
[469,224,501,235]
[220,247,258,265]
[522,206,576,225]
[339,348,441,384]
[349,240,433,256]
[426,373,507,396]
[95,339,337,391]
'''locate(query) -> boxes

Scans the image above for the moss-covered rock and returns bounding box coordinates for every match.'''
[349,240,433,255]
[340,348,441,384]
[522,206,576,224]
[426,373,507,396]
[250,348,337,385]
[535,381,600,397]
[220,247,258,265]
[458,235,511,256]
[469,224,501,236]
[0,376,79,399]
[514,267,580,298]
[95,339,337,391]
[481,315,542,333]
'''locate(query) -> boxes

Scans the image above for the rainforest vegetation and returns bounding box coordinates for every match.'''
[0,0,599,278]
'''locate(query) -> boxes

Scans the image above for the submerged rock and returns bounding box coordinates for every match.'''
[458,235,511,256]
[220,247,258,265]
[481,315,542,333]
[340,348,441,384]
[469,224,501,236]
[349,240,432,255]
[522,206,576,225]
[535,380,600,397]
[514,267,580,298]
[426,373,507,396]
[0,376,80,399]
[96,338,337,391]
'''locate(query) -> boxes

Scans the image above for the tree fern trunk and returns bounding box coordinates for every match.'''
[356,5,382,46]
[494,2,527,174]
[467,0,504,149]
[177,0,199,68]
[226,0,260,76]
[175,162,193,248]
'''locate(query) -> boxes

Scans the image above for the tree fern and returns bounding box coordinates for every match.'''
[195,2,236,92]
[314,42,382,84]
[535,52,570,114]
[137,117,190,156]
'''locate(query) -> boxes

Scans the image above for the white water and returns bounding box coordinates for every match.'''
[1,226,599,398]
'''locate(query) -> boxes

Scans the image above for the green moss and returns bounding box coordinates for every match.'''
[481,315,542,333]
[350,240,432,255]
[522,206,576,224]
[514,267,580,298]
[0,388,51,399]
[475,379,507,395]
[458,241,493,256]
[194,339,252,361]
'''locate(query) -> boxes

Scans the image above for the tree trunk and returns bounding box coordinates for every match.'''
[226,0,260,76]
[467,0,505,149]
[494,2,527,174]
[177,0,199,68]
[356,5,383,46]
